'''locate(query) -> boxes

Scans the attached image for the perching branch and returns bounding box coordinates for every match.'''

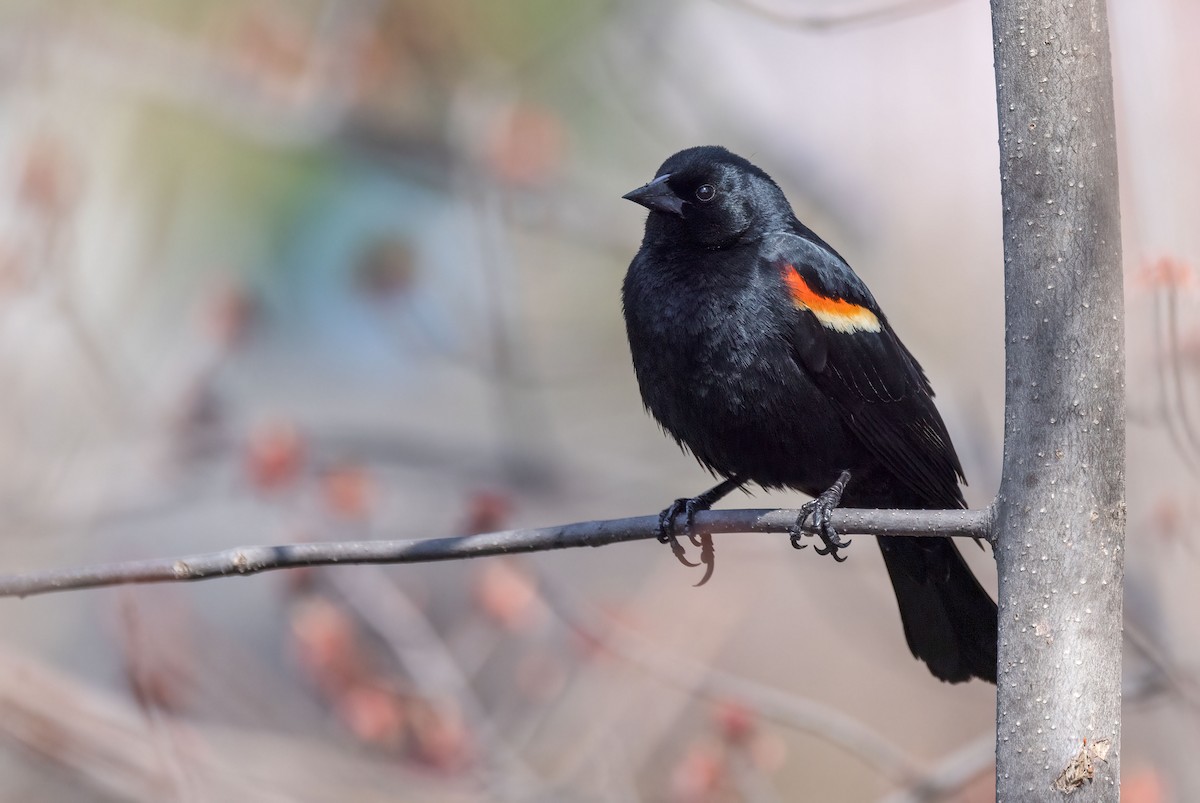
[0,507,990,599]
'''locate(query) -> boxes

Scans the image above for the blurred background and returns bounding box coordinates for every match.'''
[0,0,1193,800]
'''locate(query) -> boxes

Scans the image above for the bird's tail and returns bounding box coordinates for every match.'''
[877,536,998,684]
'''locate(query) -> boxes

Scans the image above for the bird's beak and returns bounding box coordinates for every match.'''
[622,174,686,216]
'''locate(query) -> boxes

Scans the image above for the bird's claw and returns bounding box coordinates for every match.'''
[693,533,715,587]
[788,470,852,563]
[658,498,702,568]
[657,496,720,582]
[655,477,745,586]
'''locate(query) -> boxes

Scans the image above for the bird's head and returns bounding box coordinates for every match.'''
[622,146,791,249]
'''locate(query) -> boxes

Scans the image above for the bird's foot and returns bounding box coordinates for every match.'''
[658,497,707,566]
[658,496,716,585]
[656,476,744,586]
[788,470,852,563]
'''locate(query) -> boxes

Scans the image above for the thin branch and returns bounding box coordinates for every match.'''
[1165,284,1200,469]
[711,0,961,32]
[0,507,991,599]
[324,568,545,800]
[535,571,925,785]
[877,733,994,803]
[0,647,467,801]
[1152,285,1200,472]
[1123,620,1200,721]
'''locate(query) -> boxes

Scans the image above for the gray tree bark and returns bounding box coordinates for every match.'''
[989,0,1125,800]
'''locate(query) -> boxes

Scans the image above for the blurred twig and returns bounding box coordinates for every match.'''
[711,0,961,32]
[537,572,925,785]
[876,621,1200,803]
[877,732,993,803]
[325,568,543,800]
[0,648,180,801]
[0,507,990,598]
[1124,620,1200,719]
[0,647,476,802]
[1159,284,1200,471]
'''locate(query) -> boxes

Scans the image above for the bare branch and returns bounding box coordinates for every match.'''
[711,0,961,32]
[324,568,546,800]
[537,572,926,785]
[0,507,990,599]
[1164,284,1200,469]
[1150,283,1200,472]
[877,733,994,803]
[0,647,470,801]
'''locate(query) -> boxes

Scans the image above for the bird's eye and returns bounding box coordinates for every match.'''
[695,184,716,202]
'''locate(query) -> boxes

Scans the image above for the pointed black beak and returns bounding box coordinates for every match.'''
[622,174,686,216]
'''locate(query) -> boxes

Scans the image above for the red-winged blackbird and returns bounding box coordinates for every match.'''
[621,146,997,684]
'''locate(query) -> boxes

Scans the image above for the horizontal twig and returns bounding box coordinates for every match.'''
[0,507,991,599]
[712,0,960,31]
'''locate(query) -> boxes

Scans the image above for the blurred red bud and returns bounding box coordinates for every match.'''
[670,742,726,802]
[1123,765,1168,803]
[245,420,305,491]
[410,700,472,772]
[474,559,542,632]
[462,490,514,534]
[1136,255,1195,290]
[290,597,365,694]
[321,463,375,521]
[712,700,756,746]
[17,134,79,218]
[337,684,407,750]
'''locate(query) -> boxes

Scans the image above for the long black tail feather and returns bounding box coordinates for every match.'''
[877,536,998,684]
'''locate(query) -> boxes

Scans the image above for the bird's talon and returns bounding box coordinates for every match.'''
[653,478,745,583]
[813,538,848,560]
[669,537,701,568]
[789,470,852,562]
[658,497,705,569]
[693,533,716,586]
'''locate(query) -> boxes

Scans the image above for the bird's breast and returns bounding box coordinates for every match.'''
[622,257,858,488]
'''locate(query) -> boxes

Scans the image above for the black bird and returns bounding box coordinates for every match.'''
[621,146,997,684]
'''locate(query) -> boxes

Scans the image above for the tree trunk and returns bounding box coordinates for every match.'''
[990,0,1126,800]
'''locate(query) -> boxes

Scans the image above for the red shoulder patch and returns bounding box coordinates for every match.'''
[783,266,881,334]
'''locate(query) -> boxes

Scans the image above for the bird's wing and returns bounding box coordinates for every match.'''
[764,232,965,509]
